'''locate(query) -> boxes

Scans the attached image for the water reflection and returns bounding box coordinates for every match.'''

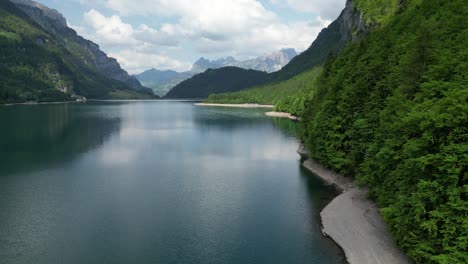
[0,104,121,176]
[0,101,344,264]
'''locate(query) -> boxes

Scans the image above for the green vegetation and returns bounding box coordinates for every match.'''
[301,0,467,263]
[0,1,152,104]
[354,0,399,26]
[269,10,353,83]
[164,67,269,99]
[206,67,322,115]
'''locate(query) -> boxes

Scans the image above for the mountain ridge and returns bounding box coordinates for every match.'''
[0,0,154,103]
[10,0,151,93]
[164,67,269,99]
[135,48,297,96]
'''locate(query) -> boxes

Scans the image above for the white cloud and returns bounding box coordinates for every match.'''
[73,9,190,73]
[74,0,337,72]
[83,9,135,46]
[109,49,192,74]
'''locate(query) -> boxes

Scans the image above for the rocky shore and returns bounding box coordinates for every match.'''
[298,144,412,264]
[265,111,300,121]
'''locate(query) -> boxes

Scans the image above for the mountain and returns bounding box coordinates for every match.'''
[10,0,151,92]
[0,0,154,104]
[186,0,368,101]
[191,56,238,73]
[164,67,269,99]
[232,48,298,73]
[206,0,367,108]
[135,49,297,96]
[270,0,366,82]
[135,69,194,96]
[191,49,297,73]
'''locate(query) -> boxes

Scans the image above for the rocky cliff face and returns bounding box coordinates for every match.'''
[339,0,368,42]
[191,56,238,73]
[231,48,298,73]
[10,0,66,30]
[271,0,368,82]
[10,0,149,92]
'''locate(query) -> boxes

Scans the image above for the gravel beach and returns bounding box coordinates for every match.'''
[299,145,412,264]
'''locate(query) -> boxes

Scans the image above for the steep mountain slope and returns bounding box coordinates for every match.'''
[164,67,269,99]
[300,0,467,263]
[0,0,154,104]
[269,0,366,82]
[10,0,150,92]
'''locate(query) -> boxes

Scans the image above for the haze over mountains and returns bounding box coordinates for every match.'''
[135,48,297,96]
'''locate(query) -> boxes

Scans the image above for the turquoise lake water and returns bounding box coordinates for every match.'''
[0,101,345,264]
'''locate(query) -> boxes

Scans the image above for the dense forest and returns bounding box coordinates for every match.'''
[164,67,269,99]
[0,1,153,104]
[206,67,322,115]
[306,0,467,263]
[209,0,468,263]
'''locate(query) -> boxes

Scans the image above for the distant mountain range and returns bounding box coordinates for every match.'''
[135,49,297,96]
[191,48,297,73]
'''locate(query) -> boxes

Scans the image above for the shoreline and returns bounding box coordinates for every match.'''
[1,100,84,107]
[298,144,412,264]
[195,103,275,108]
[265,111,301,121]
[1,99,202,107]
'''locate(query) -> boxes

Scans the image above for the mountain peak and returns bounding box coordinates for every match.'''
[10,0,67,28]
[279,48,297,59]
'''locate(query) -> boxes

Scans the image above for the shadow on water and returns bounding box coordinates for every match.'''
[299,166,347,264]
[192,106,301,139]
[0,104,121,177]
[191,106,271,130]
[271,117,301,138]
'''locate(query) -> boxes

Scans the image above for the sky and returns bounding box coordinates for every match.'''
[36,0,347,74]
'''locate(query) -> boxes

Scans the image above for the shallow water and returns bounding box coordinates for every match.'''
[0,101,344,264]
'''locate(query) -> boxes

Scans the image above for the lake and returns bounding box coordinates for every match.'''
[0,101,345,264]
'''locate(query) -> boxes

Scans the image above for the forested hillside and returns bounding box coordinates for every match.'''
[0,0,154,104]
[206,67,322,115]
[164,67,269,99]
[301,0,467,263]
